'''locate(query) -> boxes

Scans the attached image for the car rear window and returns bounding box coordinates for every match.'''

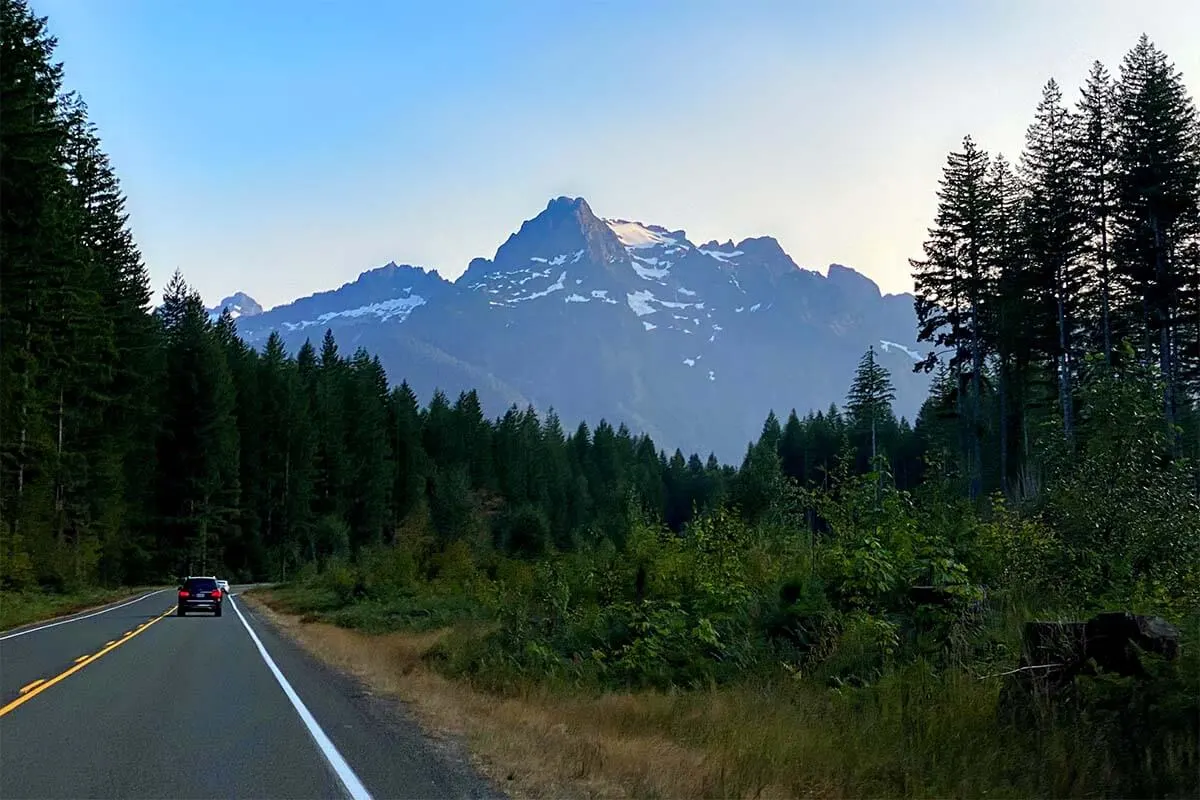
[185,578,218,591]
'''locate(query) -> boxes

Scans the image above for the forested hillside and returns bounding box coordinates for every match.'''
[2,0,1198,794]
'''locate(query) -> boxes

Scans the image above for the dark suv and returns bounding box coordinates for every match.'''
[178,576,223,616]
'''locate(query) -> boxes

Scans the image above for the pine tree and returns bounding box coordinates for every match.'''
[344,349,391,550]
[0,0,75,585]
[1112,35,1200,450]
[388,381,426,532]
[313,329,349,521]
[452,389,493,489]
[846,346,897,467]
[778,410,808,482]
[1020,78,1089,446]
[911,135,995,497]
[985,153,1029,486]
[1072,61,1122,365]
[155,272,240,576]
[735,413,785,522]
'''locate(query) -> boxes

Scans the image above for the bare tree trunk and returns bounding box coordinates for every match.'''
[1057,298,1073,445]
[871,415,877,464]
[1055,258,1074,450]
[55,387,65,546]
[999,358,1009,495]
[15,321,32,544]
[1100,209,1113,365]
[283,450,290,542]
[1152,216,1177,456]
[971,325,984,501]
[1095,153,1113,367]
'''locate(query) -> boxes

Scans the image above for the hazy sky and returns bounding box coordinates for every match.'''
[33,0,1200,309]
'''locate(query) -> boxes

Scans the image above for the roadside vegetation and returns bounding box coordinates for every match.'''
[3,2,1198,797]
[0,585,160,631]
[254,357,1199,797]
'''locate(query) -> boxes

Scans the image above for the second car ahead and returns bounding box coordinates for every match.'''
[178,576,223,617]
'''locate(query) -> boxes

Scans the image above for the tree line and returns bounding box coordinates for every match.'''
[910,36,1200,498]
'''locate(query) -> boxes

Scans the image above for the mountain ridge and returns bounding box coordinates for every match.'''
[220,197,928,461]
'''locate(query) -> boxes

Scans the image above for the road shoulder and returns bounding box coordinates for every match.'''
[236,595,505,800]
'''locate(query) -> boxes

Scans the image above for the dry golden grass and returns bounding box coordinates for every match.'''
[250,589,1140,799]
[244,592,811,800]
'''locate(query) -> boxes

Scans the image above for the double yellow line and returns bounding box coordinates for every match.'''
[0,606,176,718]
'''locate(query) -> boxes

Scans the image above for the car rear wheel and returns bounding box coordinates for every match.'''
[215,606,222,617]
[178,607,186,616]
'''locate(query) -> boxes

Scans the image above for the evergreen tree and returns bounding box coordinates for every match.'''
[388,381,426,533]
[911,135,995,497]
[344,349,391,550]
[778,410,808,482]
[985,153,1029,486]
[1072,61,1122,365]
[846,346,897,468]
[0,0,75,586]
[1112,35,1200,449]
[1020,78,1089,446]
[155,273,240,576]
[313,329,349,521]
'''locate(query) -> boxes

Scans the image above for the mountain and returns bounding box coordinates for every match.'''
[226,196,930,462]
[208,291,263,320]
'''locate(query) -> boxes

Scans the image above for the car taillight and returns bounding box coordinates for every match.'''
[179,590,189,598]
[212,589,221,598]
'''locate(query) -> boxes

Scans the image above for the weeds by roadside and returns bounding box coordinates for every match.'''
[0,586,161,631]
[250,575,1199,800]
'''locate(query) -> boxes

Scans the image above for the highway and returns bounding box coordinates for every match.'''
[0,587,499,799]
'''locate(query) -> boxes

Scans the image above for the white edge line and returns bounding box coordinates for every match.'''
[0,589,169,641]
[229,596,373,800]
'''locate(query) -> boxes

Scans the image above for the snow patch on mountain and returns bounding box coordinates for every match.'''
[879,340,922,361]
[281,293,426,331]
[699,247,745,263]
[509,271,567,303]
[627,290,657,316]
[631,254,671,281]
[605,220,677,249]
[530,249,585,266]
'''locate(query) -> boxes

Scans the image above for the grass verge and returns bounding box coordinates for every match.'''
[0,586,162,632]
[245,589,727,799]
[247,588,1162,800]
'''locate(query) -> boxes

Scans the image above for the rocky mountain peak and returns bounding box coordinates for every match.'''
[486,196,626,272]
[209,291,263,319]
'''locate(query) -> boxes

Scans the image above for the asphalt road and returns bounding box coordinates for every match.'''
[0,587,500,799]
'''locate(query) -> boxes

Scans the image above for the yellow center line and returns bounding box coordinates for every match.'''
[105,640,117,646]
[19,679,45,695]
[73,655,89,663]
[0,606,175,719]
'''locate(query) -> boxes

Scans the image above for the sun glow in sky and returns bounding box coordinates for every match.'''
[33,0,1200,308]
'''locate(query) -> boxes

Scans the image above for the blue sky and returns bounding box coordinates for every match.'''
[34,0,1200,309]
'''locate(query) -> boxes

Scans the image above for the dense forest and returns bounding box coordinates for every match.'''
[2,0,1198,794]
